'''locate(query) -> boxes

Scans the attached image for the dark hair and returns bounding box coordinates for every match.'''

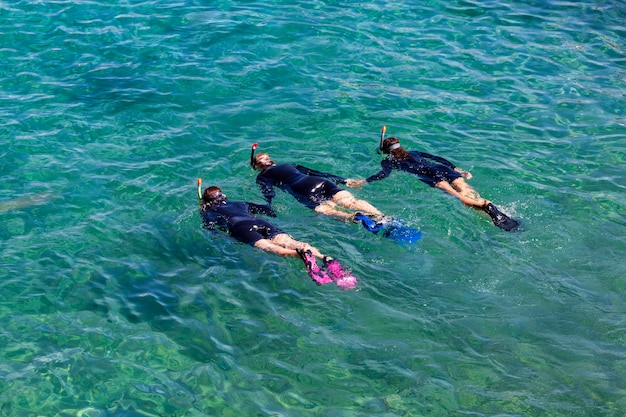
[203,186,223,204]
[382,137,410,160]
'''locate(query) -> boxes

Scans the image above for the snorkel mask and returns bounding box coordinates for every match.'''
[208,191,226,205]
[203,187,227,206]
[387,142,401,152]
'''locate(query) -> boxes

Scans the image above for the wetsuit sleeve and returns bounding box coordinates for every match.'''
[417,151,456,169]
[295,165,347,184]
[246,202,277,217]
[256,174,276,204]
[200,209,218,230]
[365,159,393,182]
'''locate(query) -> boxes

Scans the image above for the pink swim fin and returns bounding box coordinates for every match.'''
[298,249,333,285]
[324,257,358,290]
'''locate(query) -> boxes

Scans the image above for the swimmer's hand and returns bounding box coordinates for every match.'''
[455,169,472,180]
[345,179,366,188]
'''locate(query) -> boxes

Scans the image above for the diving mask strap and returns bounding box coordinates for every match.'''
[388,143,401,152]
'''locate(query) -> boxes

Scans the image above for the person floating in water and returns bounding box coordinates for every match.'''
[0,192,54,214]
[252,151,384,223]
[199,183,357,288]
[346,135,520,232]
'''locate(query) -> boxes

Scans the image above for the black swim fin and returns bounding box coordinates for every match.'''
[483,203,520,232]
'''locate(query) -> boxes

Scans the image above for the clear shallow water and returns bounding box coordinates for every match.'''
[1,0,625,415]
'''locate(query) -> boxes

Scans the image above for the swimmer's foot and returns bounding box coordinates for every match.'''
[483,203,520,232]
[378,215,394,225]
[297,249,333,285]
[323,257,358,290]
[367,213,385,222]
[353,212,385,233]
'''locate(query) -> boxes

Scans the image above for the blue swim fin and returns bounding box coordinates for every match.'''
[381,219,423,243]
[354,212,384,233]
[354,213,422,243]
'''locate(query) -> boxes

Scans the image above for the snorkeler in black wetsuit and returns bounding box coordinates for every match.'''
[199,185,358,288]
[252,152,383,222]
[200,185,313,255]
[346,136,520,231]
[363,143,464,187]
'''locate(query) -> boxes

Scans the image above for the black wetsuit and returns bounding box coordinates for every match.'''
[367,150,520,231]
[200,200,280,245]
[256,164,347,208]
[366,151,462,187]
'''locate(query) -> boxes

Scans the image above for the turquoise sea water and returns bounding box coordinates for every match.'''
[1,0,625,415]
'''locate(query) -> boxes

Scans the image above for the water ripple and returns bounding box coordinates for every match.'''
[2,0,626,416]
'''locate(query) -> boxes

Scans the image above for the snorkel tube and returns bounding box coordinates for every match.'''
[377,125,387,154]
[250,142,258,168]
[197,178,203,201]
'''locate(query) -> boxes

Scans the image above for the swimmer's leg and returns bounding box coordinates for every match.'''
[435,180,487,208]
[314,200,356,222]
[270,233,324,259]
[451,178,488,206]
[332,190,383,218]
[254,238,301,257]
[436,180,520,231]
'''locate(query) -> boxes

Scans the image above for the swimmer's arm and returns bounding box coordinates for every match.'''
[203,222,216,230]
[362,159,392,183]
[454,168,472,179]
[417,151,457,169]
[246,202,277,217]
[256,175,276,203]
[200,210,218,230]
[345,178,366,188]
[295,164,347,184]
[254,239,298,257]
[345,169,387,187]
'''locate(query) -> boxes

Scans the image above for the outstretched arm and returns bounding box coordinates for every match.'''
[256,175,276,204]
[364,159,393,183]
[345,178,367,188]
